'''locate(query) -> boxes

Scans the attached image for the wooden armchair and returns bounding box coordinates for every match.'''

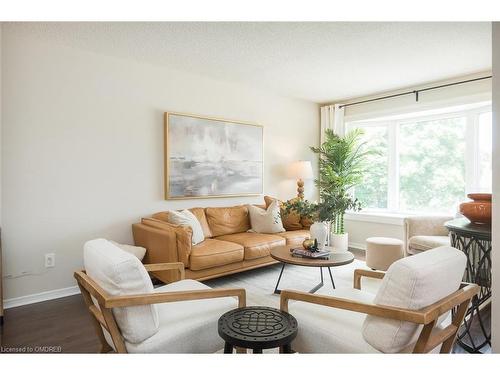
[280,247,479,353]
[75,239,246,353]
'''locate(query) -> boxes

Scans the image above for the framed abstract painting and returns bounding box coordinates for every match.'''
[164,112,264,199]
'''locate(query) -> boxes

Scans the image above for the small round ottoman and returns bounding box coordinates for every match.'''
[365,237,404,271]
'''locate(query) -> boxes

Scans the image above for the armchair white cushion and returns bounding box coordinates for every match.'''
[289,246,467,353]
[124,279,235,353]
[84,239,159,343]
[83,239,238,353]
[362,246,466,352]
[292,288,380,353]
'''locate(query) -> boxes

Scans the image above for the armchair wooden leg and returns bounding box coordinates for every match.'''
[440,298,471,353]
[77,283,114,354]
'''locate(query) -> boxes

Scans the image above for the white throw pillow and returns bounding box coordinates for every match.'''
[167,209,204,245]
[110,240,147,261]
[248,200,285,234]
[83,239,159,344]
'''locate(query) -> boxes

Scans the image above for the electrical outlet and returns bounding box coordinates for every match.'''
[45,253,56,268]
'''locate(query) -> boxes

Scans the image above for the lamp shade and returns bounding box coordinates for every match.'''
[288,160,313,180]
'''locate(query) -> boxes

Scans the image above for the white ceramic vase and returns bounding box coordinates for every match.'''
[309,221,328,249]
[330,232,349,252]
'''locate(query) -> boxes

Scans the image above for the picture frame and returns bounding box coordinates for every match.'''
[164,112,264,199]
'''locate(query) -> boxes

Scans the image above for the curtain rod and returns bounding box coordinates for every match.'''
[338,75,492,109]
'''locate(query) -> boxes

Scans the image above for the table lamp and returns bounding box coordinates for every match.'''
[288,160,313,200]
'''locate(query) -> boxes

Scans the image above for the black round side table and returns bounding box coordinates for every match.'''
[218,306,298,354]
[445,218,491,353]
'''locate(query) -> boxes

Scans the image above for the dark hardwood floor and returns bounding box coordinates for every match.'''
[0,294,100,353]
[0,248,489,354]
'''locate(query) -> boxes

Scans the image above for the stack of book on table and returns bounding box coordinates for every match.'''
[290,248,330,260]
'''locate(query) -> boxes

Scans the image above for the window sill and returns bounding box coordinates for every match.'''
[344,211,407,226]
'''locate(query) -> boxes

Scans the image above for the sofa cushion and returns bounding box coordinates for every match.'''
[216,232,285,260]
[362,246,466,353]
[300,217,314,229]
[264,195,303,231]
[408,235,450,253]
[189,207,213,238]
[276,230,310,246]
[83,239,159,344]
[248,200,285,234]
[116,279,237,353]
[189,239,244,271]
[205,206,251,237]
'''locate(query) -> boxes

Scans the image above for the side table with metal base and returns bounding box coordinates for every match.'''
[218,306,298,354]
[0,228,3,326]
[445,218,491,353]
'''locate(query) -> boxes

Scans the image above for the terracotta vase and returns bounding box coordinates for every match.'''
[459,193,492,225]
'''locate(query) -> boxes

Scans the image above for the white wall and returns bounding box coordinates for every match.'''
[491,22,500,354]
[1,30,319,301]
[345,218,404,250]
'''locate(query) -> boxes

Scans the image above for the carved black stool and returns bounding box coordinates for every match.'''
[218,306,298,354]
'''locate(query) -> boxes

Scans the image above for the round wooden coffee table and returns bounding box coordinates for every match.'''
[270,245,354,294]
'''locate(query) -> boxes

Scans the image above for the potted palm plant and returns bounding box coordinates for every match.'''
[282,129,370,251]
[310,128,370,251]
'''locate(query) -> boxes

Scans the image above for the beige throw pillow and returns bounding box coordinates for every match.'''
[248,200,285,234]
[110,240,147,261]
[167,209,205,245]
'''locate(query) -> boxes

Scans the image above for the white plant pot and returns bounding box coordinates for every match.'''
[330,233,349,252]
[309,222,328,249]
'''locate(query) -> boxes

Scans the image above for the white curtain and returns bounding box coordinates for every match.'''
[320,104,345,143]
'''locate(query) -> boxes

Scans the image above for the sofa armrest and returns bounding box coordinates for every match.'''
[132,219,192,284]
[143,262,185,281]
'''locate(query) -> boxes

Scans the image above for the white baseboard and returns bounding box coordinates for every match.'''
[3,285,81,309]
[348,242,367,251]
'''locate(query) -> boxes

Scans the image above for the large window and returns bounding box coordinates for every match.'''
[346,103,492,215]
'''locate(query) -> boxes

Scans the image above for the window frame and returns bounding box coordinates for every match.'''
[346,103,492,216]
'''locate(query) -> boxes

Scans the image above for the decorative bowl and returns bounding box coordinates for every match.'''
[459,193,492,225]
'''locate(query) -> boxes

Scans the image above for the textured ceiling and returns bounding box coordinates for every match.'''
[6,22,492,103]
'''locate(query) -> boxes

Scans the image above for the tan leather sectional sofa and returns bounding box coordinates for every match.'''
[132,202,310,283]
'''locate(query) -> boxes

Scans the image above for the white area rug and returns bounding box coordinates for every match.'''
[204,258,380,309]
